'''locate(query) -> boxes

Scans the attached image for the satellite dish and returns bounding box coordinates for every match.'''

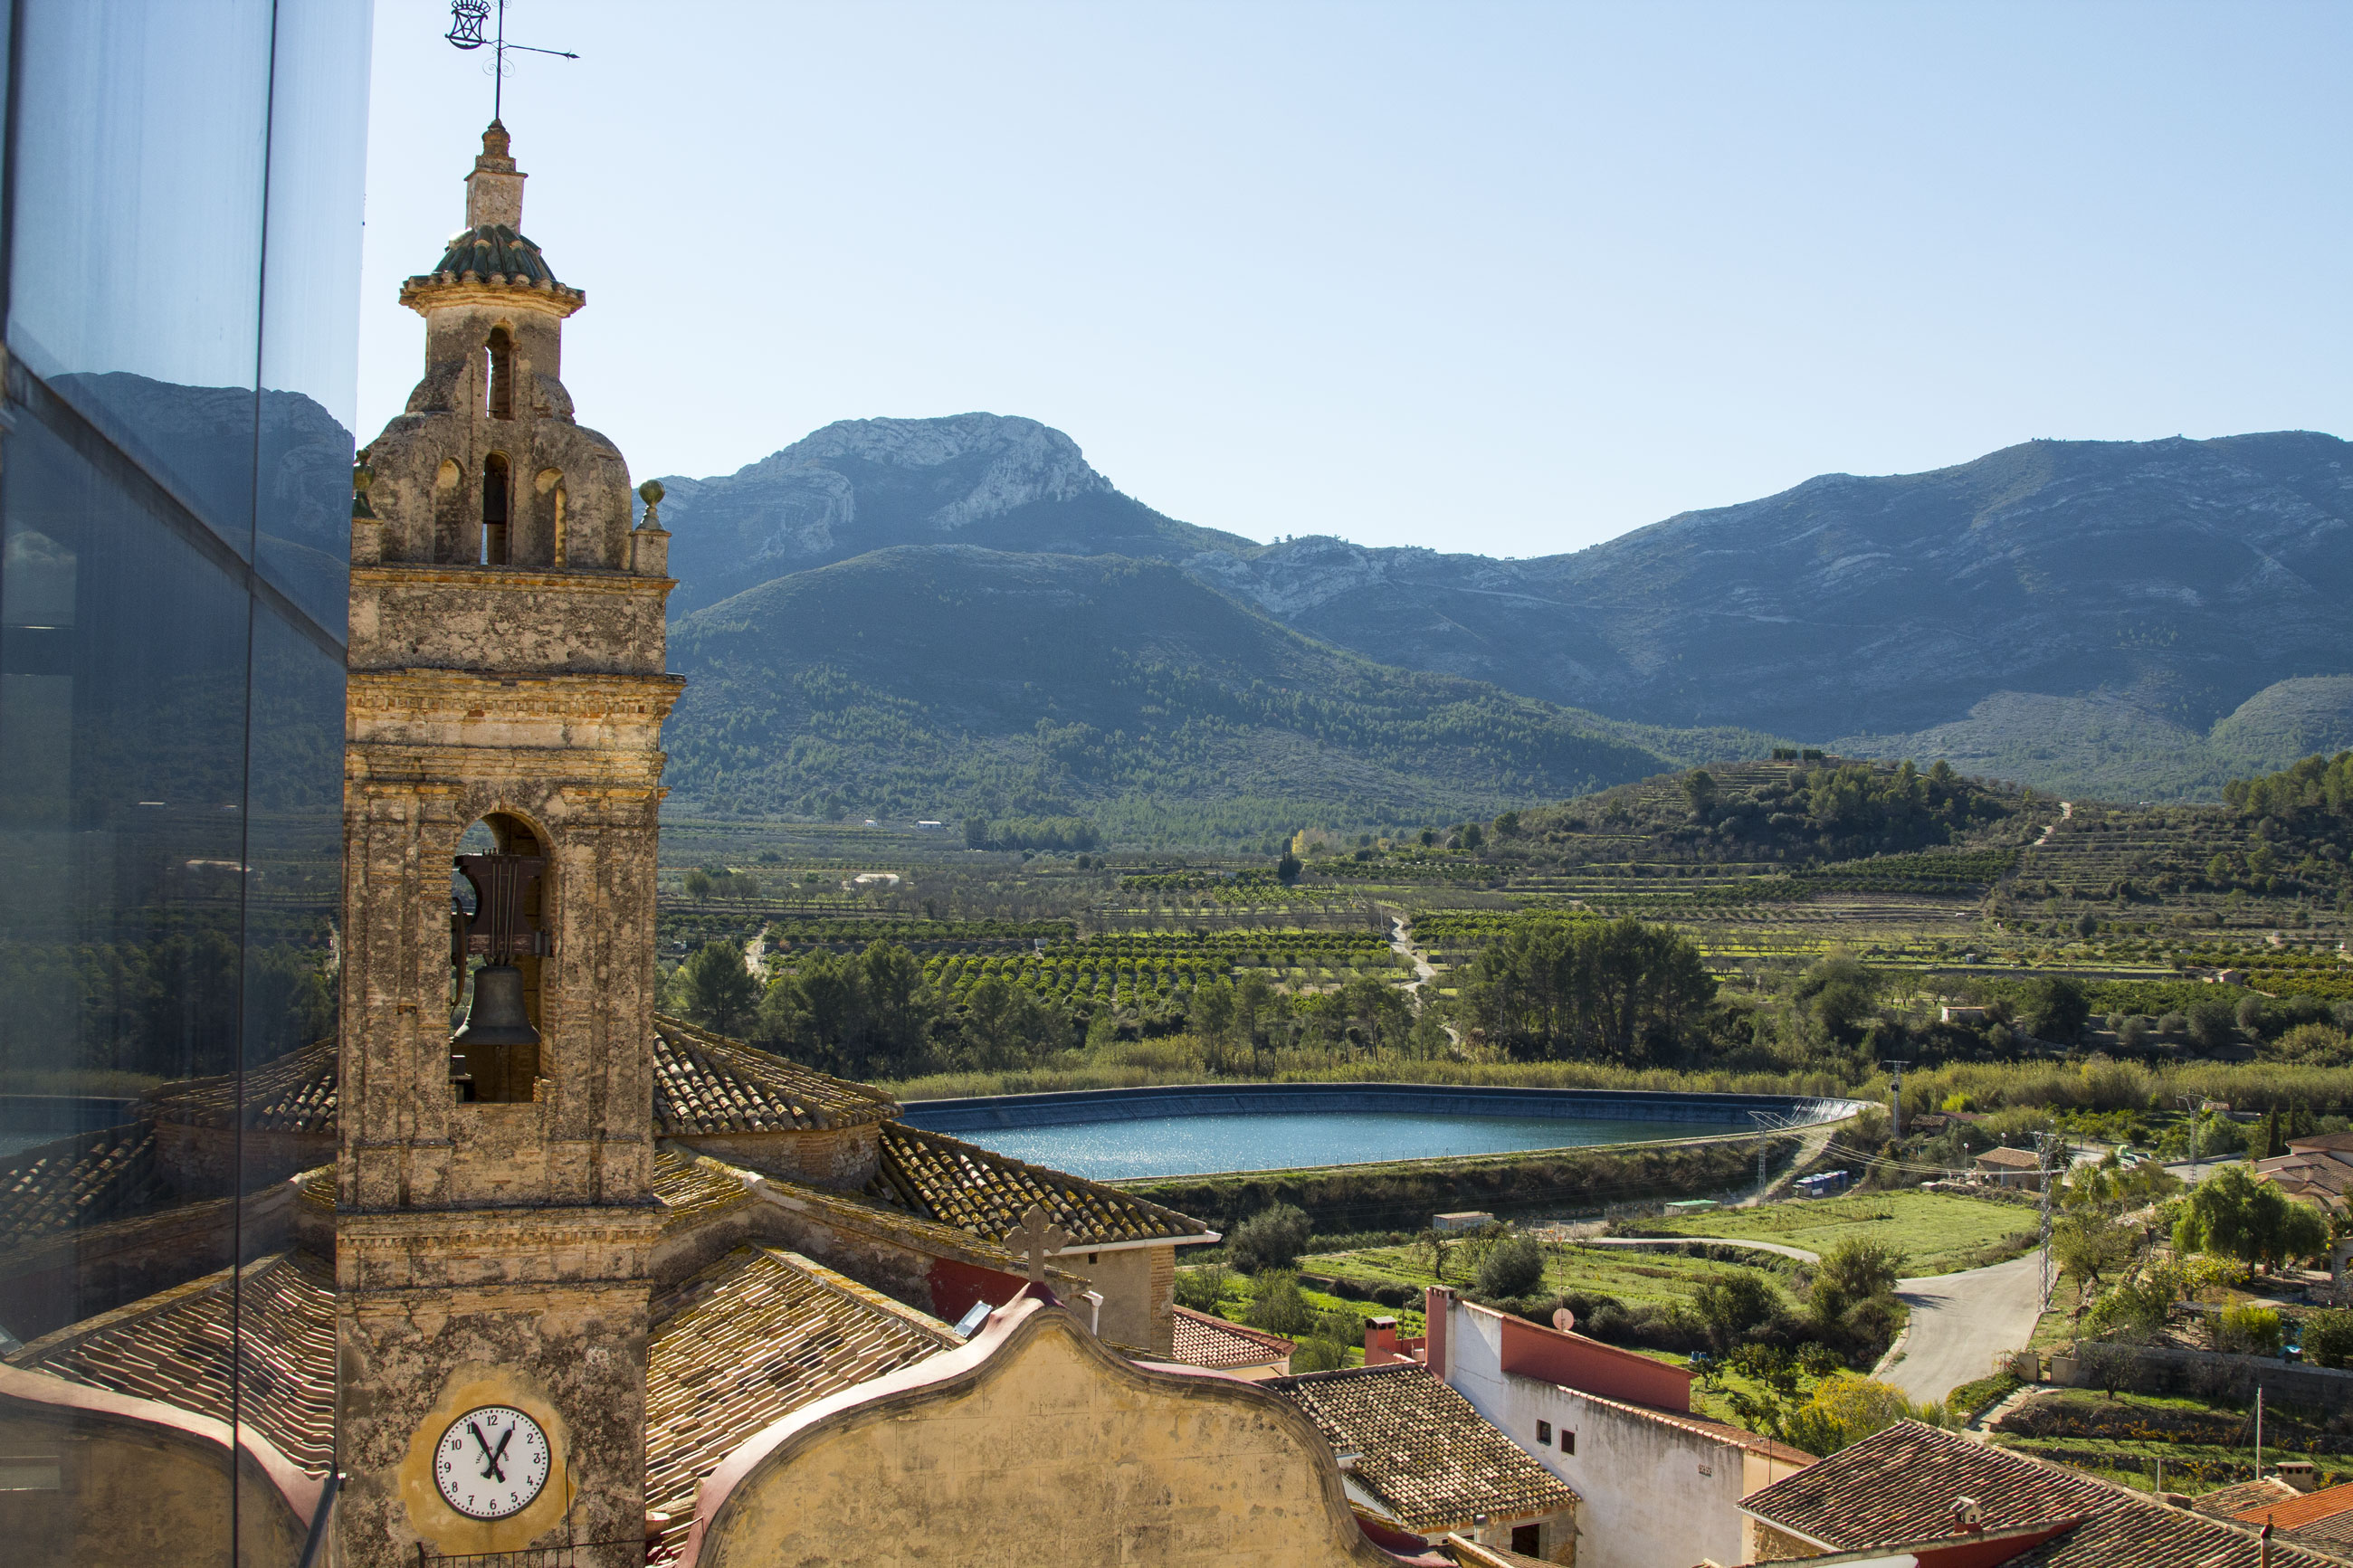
[1552,1307,1577,1334]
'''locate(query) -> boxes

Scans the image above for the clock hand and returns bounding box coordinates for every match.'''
[488,1425,516,1483]
[469,1420,508,1482]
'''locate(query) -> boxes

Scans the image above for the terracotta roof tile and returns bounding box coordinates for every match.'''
[1263,1362,1579,1535]
[2233,1480,2353,1533]
[1169,1306,1294,1370]
[7,1250,335,1475]
[652,1017,900,1134]
[653,1143,753,1235]
[144,1038,336,1133]
[864,1122,1209,1249]
[0,1124,170,1248]
[1741,1421,2340,1568]
[645,1246,957,1560]
[2196,1477,2302,1517]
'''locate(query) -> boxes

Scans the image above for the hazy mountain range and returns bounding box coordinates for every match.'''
[653,418,2353,828]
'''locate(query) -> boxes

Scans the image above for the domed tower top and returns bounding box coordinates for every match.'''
[397,120,584,318]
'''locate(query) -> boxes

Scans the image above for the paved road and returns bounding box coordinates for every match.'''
[1882,1251,2046,1406]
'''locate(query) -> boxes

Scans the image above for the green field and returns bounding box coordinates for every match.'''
[1302,1237,1804,1313]
[1628,1191,2038,1276]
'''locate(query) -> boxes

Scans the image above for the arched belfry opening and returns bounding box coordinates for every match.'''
[449,813,549,1103]
[482,452,511,565]
[485,325,515,420]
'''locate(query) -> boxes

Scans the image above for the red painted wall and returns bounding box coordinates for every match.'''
[1493,1308,1694,1412]
[925,1257,1027,1326]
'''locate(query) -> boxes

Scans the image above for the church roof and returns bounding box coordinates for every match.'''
[0,1123,168,1250]
[645,1246,958,1560]
[653,1143,755,1236]
[863,1121,1212,1250]
[1263,1361,1580,1535]
[653,1016,901,1133]
[143,1037,338,1133]
[8,1250,337,1476]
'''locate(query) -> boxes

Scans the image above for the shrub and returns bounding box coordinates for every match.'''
[1811,1238,1908,1323]
[2304,1309,2353,1370]
[1244,1273,1317,1337]
[1174,1262,1229,1312]
[1230,1203,1312,1273]
[1784,1374,1948,1455]
[1475,1233,1547,1298]
[2217,1303,2284,1356]
[1289,1335,1349,1373]
[2187,1002,2239,1051]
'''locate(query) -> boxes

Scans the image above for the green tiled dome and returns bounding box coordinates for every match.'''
[424,223,559,286]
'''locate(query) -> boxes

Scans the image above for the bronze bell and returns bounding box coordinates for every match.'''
[454,964,540,1048]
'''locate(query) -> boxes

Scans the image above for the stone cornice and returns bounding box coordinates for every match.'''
[354,563,673,596]
[398,275,585,319]
[347,669,686,708]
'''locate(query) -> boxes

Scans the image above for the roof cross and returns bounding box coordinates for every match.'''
[1009,1203,1071,1285]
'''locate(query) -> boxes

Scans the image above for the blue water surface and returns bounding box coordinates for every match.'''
[957,1110,1730,1180]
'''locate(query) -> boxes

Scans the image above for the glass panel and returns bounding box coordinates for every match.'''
[255,0,375,634]
[0,407,249,1558]
[6,0,273,559]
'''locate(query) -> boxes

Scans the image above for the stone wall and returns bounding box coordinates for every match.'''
[2052,1342,2353,1413]
[676,1126,880,1193]
[687,1298,1399,1568]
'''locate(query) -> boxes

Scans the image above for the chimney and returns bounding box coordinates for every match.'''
[2277,1461,2320,1493]
[1951,1497,1983,1536]
[1364,1316,1400,1364]
[465,120,528,230]
[1425,1287,1453,1383]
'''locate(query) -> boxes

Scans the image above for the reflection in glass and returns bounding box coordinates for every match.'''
[7,0,273,559]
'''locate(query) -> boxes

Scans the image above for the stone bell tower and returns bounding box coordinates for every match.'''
[335,121,681,1566]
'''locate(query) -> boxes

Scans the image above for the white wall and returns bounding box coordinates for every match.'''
[1439,1300,1754,1568]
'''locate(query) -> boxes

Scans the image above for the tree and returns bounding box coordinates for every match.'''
[2018,976,2091,1042]
[1174,1262,1229,1312]
[1229,1203,1312,1274]
[2303,1309,2353,1370]
[677,941,759,1036]
[1810,1238,1907,1324]
[1474,1234,1546,1298]
[1784,1374,1940,1456]
[1692,1272,1782,1351]
[1460,916,1717,1063]
[2052,1215,2136,1307]
[2172,1165,2331,1272]
[1275,850,1303,886]
[1681,769,1718,810]
[2186,1001,2238,1052]
[1795,955,1881,1045]
[1244,1272,1316,1335]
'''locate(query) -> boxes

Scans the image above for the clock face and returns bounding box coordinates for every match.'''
[433,1404,552,1521]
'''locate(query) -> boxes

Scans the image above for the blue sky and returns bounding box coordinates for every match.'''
[360,0,2352,558]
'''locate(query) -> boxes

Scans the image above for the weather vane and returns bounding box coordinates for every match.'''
[446,0,577,123]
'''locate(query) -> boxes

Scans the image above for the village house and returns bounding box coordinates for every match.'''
[1971,1145,2048,1188]
[1418,1288,1811,1568]
[1263,1360,1583,1562]
[1739,1419,2341,1567]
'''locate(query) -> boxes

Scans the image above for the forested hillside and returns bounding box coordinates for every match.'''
[661,546,1776,843]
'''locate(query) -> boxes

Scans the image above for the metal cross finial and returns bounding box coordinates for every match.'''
[446,0,578,124]
[1009,1203,1071,1285]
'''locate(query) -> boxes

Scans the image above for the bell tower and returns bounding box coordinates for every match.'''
[335,121,682,1566]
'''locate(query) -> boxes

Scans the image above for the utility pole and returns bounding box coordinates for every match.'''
[1884,1059,1911,1142]
[2034,1131,2057,1308]
[2256,1384,2265,1483]
[2177,1094,2204,1182]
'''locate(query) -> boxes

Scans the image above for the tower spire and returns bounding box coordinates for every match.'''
[465,119,526,231]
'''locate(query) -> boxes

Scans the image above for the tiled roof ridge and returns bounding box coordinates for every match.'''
[6,1252,248,1366]
[143,1037,337,1131]
[871,1121,1211,1245]
[718,1155,1085,1285]
[651,1014,900,1133]
[0,1122,168,1250]
[1173,1304,1297,1354]
[2233,1479,2353,1531]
